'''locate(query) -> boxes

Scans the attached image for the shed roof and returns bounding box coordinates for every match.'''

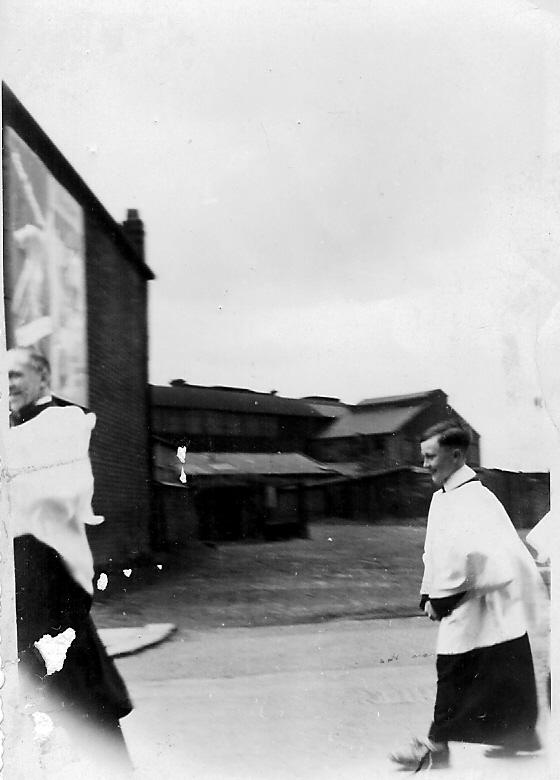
[306,400,350,420]
[357,389,446,407]
[154,448,337,478]
[151,384,324,418]
[316,404,422,439]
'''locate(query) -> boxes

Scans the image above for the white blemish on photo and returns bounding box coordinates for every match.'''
[96,572,108,591]
[32,711,54,744]
[34,628,76,675]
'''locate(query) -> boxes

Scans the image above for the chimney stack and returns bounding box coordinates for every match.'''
[122,208,145,261]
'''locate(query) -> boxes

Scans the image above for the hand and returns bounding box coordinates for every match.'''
[424,601,439,621]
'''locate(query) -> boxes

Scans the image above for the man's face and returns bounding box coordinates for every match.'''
[8,352,47,413]
[421,435,461,487]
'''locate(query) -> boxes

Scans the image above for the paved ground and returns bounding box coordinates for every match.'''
[87,523,552,779]
[116,616,552,780]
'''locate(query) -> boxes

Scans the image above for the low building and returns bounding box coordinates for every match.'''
[151,382,327,453]
[151,383,335,543]
[305,464,549,529]
[303,391,548,528]
[308,389,480,470]
[153,385,546,536]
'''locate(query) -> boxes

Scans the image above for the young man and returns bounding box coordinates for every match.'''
[7,347,133,776]
[390,421,547,771]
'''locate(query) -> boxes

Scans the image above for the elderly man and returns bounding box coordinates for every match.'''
[7,347,133,775]
[8,347,71,423]
[391,421,546,772]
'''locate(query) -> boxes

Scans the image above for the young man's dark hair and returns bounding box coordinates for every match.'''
[421,421,471,452]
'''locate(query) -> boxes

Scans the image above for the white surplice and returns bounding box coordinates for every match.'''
[421,465,548,655]
[6,405,103,595]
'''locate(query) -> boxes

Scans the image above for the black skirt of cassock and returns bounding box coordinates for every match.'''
[15,534,133,722]
[428,633,540,750]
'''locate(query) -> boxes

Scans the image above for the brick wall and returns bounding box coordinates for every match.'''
[85,215,153,566]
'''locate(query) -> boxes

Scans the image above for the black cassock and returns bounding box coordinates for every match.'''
[12,399,133,773]
[15,534,133,772]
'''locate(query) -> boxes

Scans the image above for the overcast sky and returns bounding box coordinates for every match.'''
[3,0,560,470]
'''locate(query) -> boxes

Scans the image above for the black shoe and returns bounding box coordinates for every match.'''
[389,738,450,771]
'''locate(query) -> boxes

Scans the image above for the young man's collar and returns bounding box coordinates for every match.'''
[35,395,53,406]
[442,464,476,492]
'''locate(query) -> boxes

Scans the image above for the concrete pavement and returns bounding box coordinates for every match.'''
[113,616,552,780]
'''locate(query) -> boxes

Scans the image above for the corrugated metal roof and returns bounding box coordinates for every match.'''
[155,448,338,478]
[316,404,422,439]
[151,385,324,417]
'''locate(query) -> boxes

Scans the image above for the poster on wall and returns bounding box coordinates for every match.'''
[5,127,88,406]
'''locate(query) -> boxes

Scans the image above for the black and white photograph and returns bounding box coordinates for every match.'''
[1,1,559,777]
